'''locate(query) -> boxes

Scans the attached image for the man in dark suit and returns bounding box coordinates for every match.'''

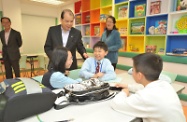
[0,17,22,79]
[44,9,88,70]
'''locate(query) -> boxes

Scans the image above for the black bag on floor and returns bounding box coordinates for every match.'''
[1,78,57,122]
[54,78,116,110]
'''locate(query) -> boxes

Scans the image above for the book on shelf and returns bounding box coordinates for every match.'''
[119,38,126,51]
[100,14,109,22]
[131,22,145,34]
[134,4,146,17]
[176,0,187,11]
[157,48,165,55]
[85,15,90,23]
[85,26,90,36]
[154,20,167,34]
[75,14,81,24]
[146,45,157,53]
[94,26,100,36]
[118,5,128,19]
[119,27,127,35]
[83,41,90,48]
[175,15,187,33]
[150,1,161,15]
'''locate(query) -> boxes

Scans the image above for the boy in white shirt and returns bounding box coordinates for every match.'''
[111,53,186,122]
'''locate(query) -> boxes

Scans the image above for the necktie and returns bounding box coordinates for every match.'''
[95,62,100,74]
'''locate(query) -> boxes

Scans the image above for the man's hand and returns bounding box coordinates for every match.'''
[83,53,89,59]
[64,70,70,76]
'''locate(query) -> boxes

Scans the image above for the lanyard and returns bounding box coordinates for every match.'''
[95,59,103,72]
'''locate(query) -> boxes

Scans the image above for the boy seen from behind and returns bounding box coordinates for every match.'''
[79,41,116,81]
[111,53,186,122]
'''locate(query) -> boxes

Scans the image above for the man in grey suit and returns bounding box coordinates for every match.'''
[44,9,88,70]
[0,17,22,79]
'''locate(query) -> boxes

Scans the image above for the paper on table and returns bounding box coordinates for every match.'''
[105,77,123,83]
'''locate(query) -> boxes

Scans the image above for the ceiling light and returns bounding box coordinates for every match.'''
[31,0,64,5]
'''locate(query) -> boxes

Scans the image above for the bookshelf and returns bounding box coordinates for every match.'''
[74,0,187,55]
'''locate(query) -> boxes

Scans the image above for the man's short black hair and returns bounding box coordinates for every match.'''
[93,41,108,52]
[1,17,11,23]
[61,9,74,19]
[133,53,163,81]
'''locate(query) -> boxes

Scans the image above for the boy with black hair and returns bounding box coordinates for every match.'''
[79,41,116,81]
[111,53,185,122]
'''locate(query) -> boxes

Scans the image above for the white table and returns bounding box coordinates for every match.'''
[19,97,135,122]
[23,53,46,77]
[115,72,185,94]
[20,72,185,122]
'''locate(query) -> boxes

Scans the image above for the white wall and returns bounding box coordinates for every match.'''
[21,3,58,18]
[0,0,2,11]
[22,14,56,53]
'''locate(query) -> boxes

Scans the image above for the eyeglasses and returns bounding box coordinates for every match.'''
[106,21,114,24]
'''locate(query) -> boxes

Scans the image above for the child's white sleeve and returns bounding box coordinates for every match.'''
[128,83,144,93]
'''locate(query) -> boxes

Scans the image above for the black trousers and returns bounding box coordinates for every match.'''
[112,63,117,71]
[4,56,20,79]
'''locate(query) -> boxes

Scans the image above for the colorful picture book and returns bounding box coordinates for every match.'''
[176,0,187,11]
[118,5,128,19]
[150,1,161,15]
[175,15,187,33]
[75,14,81,24]
[131,22,145,34]
[119,38,126,52]
[119,27,127,35]
[94,26,100,36]
[83,40,90,48]
[155,20,167,34]
[85,15,90,23]
[85,26,90,36]
[134,4,146,17]
[100,14,109,22]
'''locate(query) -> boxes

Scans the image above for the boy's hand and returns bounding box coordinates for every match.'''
[115,83,128,89]
[96,72,104,78]
[122,88,130,96]
[92,72,104,78]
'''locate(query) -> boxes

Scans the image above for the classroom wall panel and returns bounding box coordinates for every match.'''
[21,14,56,54]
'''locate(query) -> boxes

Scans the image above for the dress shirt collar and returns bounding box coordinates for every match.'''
[61,26,71,33]
[95,58,104,64]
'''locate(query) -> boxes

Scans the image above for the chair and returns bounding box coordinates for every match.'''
[36,55,46,75]
[69,69,81,80]
[160,71,177,83]
[32,75,43,83]
[19,55,29,77]
[44,56,49,71]
[0,61,5,80]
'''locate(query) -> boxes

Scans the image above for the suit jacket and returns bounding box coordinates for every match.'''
[0,29,22,61]
[44,25,86,70]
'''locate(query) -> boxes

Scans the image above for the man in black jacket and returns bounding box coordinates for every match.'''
[44,9,88,70]
[0,17,22,79]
